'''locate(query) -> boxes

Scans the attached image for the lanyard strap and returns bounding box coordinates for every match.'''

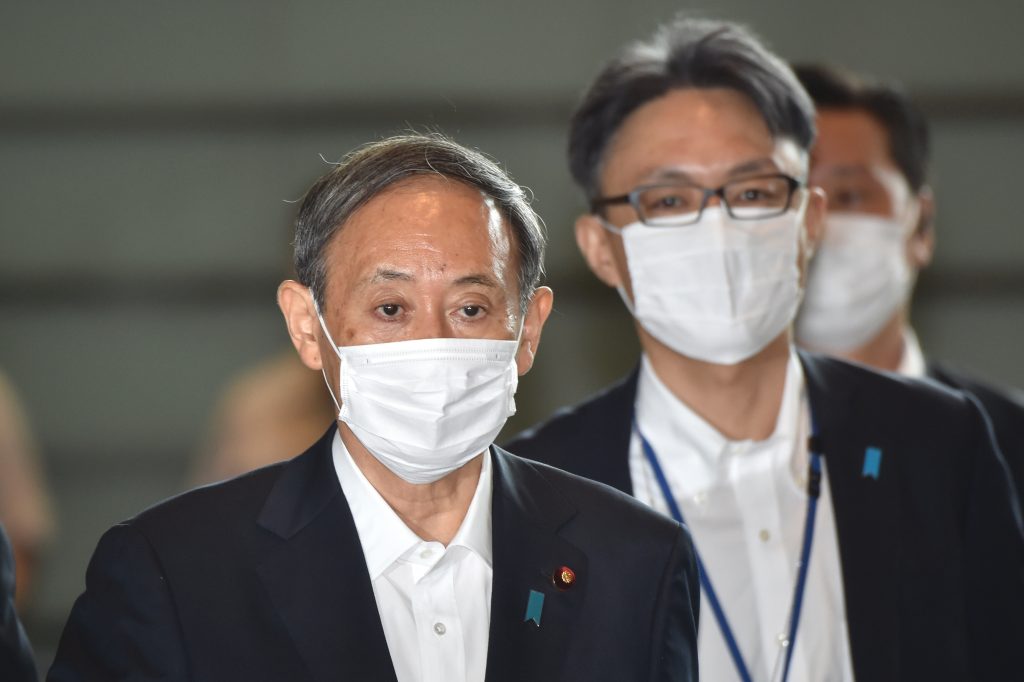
[639,429,822,682]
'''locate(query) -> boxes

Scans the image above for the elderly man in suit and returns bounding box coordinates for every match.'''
[48,134,698,682]
[506,17,1024,682]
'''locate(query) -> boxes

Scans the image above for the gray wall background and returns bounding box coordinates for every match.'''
[2,0,1022,669]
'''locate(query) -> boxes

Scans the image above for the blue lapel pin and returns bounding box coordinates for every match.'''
[523,589,544,627]
[862,447,882,480]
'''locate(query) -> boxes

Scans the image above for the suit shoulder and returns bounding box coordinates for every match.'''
[931,363,1024,416]
[498,449,683,541]
[128,459,288,540]
[803,351,974,414]
[504,371,637,460]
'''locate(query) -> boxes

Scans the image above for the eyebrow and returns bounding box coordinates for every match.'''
[369,268,413,284]
[814,164,876,179]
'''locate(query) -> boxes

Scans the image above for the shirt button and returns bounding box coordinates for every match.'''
[420,548,433,559]
[693,491,707,505]
[759,529,771,542]
[433,622,446,636]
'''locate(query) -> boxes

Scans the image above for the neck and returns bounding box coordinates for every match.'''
[641,327,792,441]
[836,310,908,372]
[339,424,482,545]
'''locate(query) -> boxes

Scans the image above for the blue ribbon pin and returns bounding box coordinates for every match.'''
[862,447,882,479]
[524,589,544,627]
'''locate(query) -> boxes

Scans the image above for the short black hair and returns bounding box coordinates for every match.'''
[293,133,546,315]
[569,17,816,200]
[794,63,930,191]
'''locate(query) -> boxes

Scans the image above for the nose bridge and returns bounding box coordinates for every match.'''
[415,301,456,340]
[702,185,727,214]
[697,185,727,222]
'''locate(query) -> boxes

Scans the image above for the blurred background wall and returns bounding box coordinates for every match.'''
[2,0,1022,670]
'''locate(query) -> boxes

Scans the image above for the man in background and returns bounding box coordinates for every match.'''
[507,17,1024,681]
[793,63,1024,494]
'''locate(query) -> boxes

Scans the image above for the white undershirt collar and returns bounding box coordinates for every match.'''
[331,431,493,580]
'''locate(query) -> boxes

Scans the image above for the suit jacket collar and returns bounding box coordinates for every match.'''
[255,425,398,682]
[253,427,588,682]
[593,352,902,680]
[574,370,638,495]
[799,350,901,680]
[485,448,587,681]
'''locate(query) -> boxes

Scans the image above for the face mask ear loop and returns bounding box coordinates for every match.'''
[598,216,625,236]
[311,297,344,418]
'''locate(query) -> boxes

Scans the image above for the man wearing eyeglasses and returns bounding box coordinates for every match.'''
[507,17,1024,682]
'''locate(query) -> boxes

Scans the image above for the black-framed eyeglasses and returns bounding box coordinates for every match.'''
[591,173,803,227]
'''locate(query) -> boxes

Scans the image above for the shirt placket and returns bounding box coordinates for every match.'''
[412,544,466,682]
[730,443,793,679]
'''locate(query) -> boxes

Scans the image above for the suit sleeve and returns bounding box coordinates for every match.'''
[47,523,190,682]
[648,523,699,682]
[962,394,1024,680]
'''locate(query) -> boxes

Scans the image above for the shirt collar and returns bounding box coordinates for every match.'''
[331,432,493,580]
[635,350,807,492]
[898,327,927,378]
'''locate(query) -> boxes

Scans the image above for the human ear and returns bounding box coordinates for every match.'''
[907,187,936,269]
[514,286,554,376]
[802,186,828,257]
[797,186,827,286]
[277,280,325,371]
[575,214,626,288]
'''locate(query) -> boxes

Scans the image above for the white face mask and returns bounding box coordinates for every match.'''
[315,307,520,484]
[796,207,918,353]
[606,203,806,365]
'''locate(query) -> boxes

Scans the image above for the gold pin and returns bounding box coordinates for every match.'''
[552,565,576,590]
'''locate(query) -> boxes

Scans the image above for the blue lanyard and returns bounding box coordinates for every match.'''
[638,427,822,682]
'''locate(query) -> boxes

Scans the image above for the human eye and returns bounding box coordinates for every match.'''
[375,303,402,319]
[457,304,485,319]
[826,182,885,213]
[728,177,788,206]
[639,185,699,217]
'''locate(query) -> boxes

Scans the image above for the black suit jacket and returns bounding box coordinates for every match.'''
[48,428,699,682]
[505,351,1024,682]
[0,524,36,682]
[929,361,1024,500]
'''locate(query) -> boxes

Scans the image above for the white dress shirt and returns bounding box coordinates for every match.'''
[629,352,855,682]
[898,328,927,378]
[332,432,493,682]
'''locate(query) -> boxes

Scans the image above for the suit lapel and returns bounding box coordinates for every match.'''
[800,352,901,681]
[255,427,398,682]
[577,369,638,495]
[485,448,588,682]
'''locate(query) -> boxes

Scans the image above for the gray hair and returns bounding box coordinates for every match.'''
[569,17,816,200]
[293,133,546,315]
